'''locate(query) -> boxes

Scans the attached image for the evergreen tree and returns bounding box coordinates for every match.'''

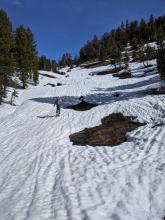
[145,45,156,65]
[131,37,139,50]
[138,47,146,67]
[101,33,111,57]
[0,9,15,102]
[10,88,18,105]
[32,56,39,85]
[46,59,52,71]
[15,25,29,89]
[79,47,86,63]
[59,53,73,67]
[99,46,107,62]
[39,56,47,70]
[84,41,95,61]
[91,35,100,58]
[26,28,38,80]
[157,43,165,89]
[139,18,149,42]
[110,41,122,67]
[123,52,130,70]
[52,60,57,72]
[73,55,79,66]
[148,15,156,42]
[157,26,165,44]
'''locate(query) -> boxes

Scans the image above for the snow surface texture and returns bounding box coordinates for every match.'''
[0,60,165,220]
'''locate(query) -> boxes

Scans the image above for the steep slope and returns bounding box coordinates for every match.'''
[0,61,165,220]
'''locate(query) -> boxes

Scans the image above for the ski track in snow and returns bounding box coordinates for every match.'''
[0,61,165,220]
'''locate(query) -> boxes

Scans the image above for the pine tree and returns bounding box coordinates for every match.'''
[59,53,73,67]
[138,47,146,67]
[139,18,149,42]
[99,46,107,62]
[145,46,156,66]
[73,55,79,66]
[91,35,100,59]
[110,41,122,68]
[79,48,86,63]
[52,60,57,72]
[157,26,165,45]
[46,59,52,71]
[123,52,130,70]
[15,25,29,89]
[26,28,38,80]
[32,56,39,85]
[39,56,47,70]
[157,43,165,89]
[101,33,111,57]
[10,88,18,105]
[131,37,139,50]
[0,9,15,103]
[148,15,156,42]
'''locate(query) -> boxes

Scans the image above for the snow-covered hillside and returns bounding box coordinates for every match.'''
[0,60,165,220]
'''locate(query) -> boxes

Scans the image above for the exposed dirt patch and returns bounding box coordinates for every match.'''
[8,79,22,89]
[40,73,56,78]
[150,88,165,95]
[83,61,111,69]
[152,123,165,128]
[66,100,98,111]
[113,92,122,98]
[57,82,63,86]
[113,71,132,79]
[44,83,56,87]
[54,70,66,75]
[44,82,64,87]
[144,67,157,74]
[70,113,145,146]
[89,67,124,76]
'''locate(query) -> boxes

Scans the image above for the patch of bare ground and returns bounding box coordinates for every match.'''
[82,61,111,69]
[150,88,165,95]
[70,113,145,147]
[113,70,132,79]
[66,100,98,111]
[89,66,124,76]
[44,82,64,87]
[152,123,165,128]
[44,83,56,87]
[40,73,57,78]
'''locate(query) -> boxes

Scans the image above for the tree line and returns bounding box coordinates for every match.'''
[78,15,165,64]
[1,9,165,105]
[0,9,38,103]
[37,14,165,72]
[57,14,165,88]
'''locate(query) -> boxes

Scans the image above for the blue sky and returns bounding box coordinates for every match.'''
[0,0,164,60]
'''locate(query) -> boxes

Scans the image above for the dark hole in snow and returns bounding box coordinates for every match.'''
[149,88,165,95]
[113,92,121,97]
[57,82,63,86]
[70,113,145,147]
[113,71,132,79]
[44,83,56,87]
[40,73,56,78]
[66,100,98,111]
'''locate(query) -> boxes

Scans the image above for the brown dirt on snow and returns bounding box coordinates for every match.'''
[113,71,132,79]
[66,101,98,111]
[70,113,145,147]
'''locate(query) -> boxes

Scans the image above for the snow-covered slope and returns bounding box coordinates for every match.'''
[0,61,165,220]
